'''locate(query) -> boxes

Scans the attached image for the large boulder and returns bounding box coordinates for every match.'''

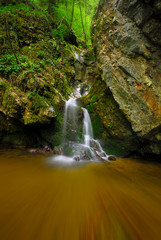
[91,0,161,155]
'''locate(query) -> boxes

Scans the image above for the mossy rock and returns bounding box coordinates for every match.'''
[79,77,140,156]
[0,2,74,148]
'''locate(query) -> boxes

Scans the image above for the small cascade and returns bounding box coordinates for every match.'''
[82,108,93,147]
[53,97,110,163]
[74,51,84,64]
[62,98,78,144]
[90,139,109,160]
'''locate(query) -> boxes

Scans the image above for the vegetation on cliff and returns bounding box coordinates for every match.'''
[0,0,98,147]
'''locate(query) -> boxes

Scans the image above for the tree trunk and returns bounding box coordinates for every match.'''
[84,0,87,30]
[70,0,75,29]
[65,0,68,11]
[79,1,87,42]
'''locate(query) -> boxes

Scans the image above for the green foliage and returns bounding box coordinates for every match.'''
[0,54,27,76]
[37,50,45,59]
[0,79,10,106]
[51,1,99,44]
[64,146,73,156]
[27,92,47,113]
[0,79,10,90]
[0,2,46,18]
[0,3,31,13]
[1,85,10,108]
[48,39,59,50]
[0,52,48,77]
[0,0,99,45]
[90,94,98,103]
[30,0,99,45]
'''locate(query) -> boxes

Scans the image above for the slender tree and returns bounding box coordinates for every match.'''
[84,0,87,31]
[65,0,68,11]
[79,1,87,42]
[70,0,75,29]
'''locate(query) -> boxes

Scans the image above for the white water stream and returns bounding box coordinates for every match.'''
[62,98,78,144]
[52,51,109,163]
[53,96,109,163]
[82,108,93,147]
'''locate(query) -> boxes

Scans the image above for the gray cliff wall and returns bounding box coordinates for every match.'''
[91,0,161,155]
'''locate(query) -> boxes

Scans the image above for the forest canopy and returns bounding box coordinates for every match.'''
[0,0,99,44]
[32,0,99,44]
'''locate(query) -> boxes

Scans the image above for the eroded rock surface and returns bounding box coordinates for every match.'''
[91,0,161,155]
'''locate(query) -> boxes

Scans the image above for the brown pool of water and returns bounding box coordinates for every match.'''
[0,148,161,240]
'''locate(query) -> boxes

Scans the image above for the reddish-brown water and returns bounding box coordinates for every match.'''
[0,148,161,240]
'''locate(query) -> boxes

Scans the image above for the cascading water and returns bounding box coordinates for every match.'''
[82,108,93,147]
[62,98,78,144]
[52,50,110,163]
[53,96,110,163]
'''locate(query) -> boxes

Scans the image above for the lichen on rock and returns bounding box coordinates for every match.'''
[91,0,161,155]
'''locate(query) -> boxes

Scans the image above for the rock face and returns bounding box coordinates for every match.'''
[91,0,161,155]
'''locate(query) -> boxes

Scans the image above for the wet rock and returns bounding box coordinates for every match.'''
[28,148,38,153]
[54,146,63,155]
[80,84,90,96]
[73,155,80,161]
[143,18,161,45]
[81,151,91,161]
[154,0,161,16]
[28,146,54,154]
[108,155,116,161]
[95,150,107,161]
[91,0,161,155]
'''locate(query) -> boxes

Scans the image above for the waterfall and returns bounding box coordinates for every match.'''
[62,98,78,144]
[50,51,111,164]
[82,108,93,147]
[53,97,110,163]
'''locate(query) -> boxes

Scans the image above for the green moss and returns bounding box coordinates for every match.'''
[0,3,31,14]
[91,116,103,138]
[27,92,47,114]
[64,147,73,157]
[90,94,98,103]
[0,79,10,105]
[86,104,93,113]
[24,114,40,125]
[1,83,10,107]
[0,54,25,76]
[0,79,10,90]
[42,128,62,146]
[0,2,75,148]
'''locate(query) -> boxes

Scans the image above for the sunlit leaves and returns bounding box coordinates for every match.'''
[32,0,99,45]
